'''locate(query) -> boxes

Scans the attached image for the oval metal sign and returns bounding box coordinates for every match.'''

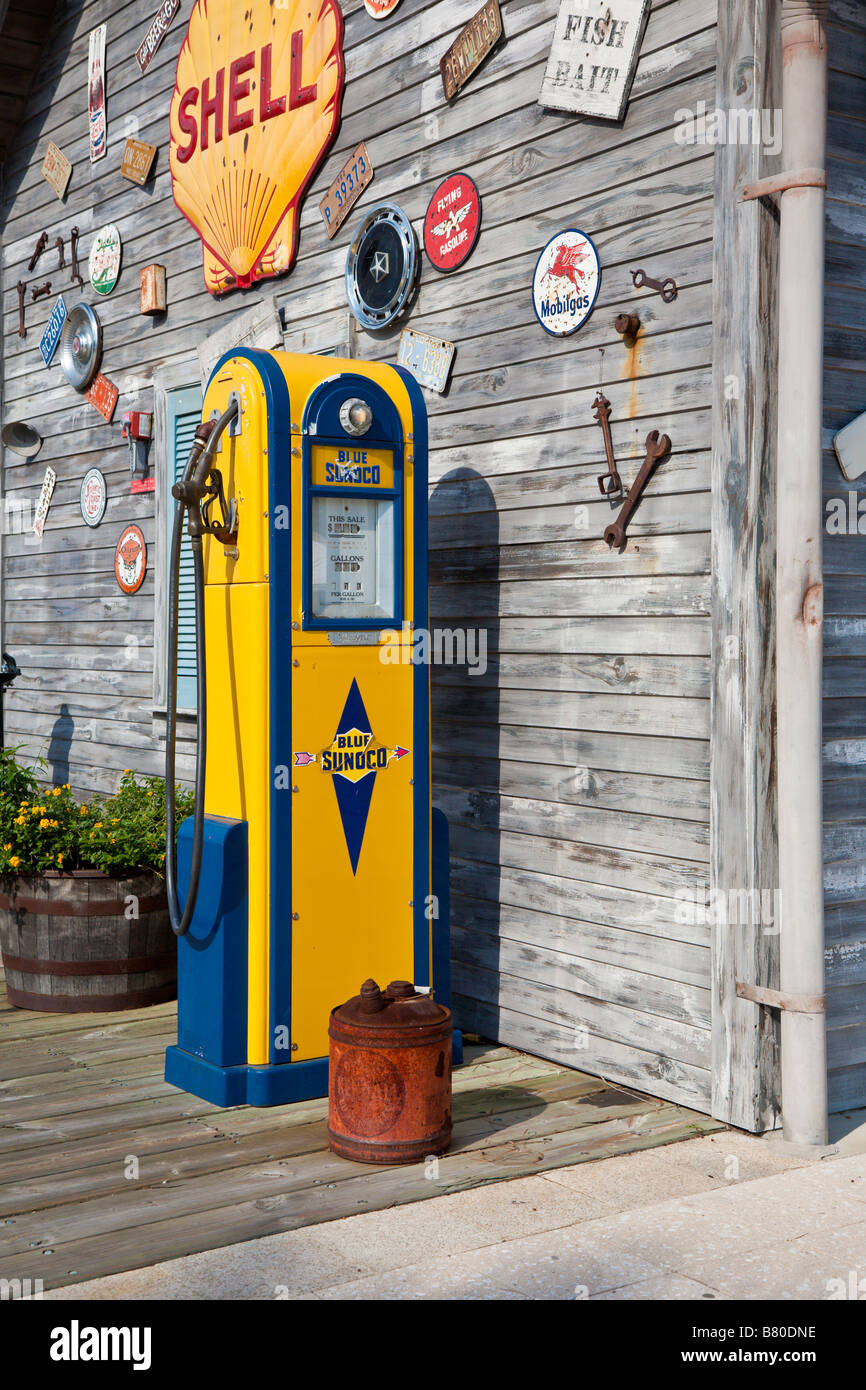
[115,524,147,594]
[423,172,481,274]
[89,223,122,295]
[80,467,107,527]
[532,229,601,336]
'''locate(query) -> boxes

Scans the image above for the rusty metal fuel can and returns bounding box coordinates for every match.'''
[328,979,452,1164]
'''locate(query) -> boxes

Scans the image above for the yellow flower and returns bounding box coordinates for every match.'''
[57,853,64,865]
[40,818,50,829]
[52,787,61,797]
[111,818,119,825]
[9,856,20,868]
[93,821,103,829]
[80,805,88,816]
[146,790,153,797]
[3,843,10,851]
[63,783,70,790]
[19,801,28,809]
[14,816,25,826]
[50,820,59,828]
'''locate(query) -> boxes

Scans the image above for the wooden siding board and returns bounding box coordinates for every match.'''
[709,0,781,1130]
[824,5,866,1112]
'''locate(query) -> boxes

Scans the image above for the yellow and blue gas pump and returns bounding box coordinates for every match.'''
[163,350,456,1106]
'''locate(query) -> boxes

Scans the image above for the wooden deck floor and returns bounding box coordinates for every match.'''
[0,978,722,1292]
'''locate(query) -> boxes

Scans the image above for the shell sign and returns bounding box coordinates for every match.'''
[169,0,345,295]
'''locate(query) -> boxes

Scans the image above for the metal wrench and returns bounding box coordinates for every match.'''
[630,267,677,302]
[593,392,622,496]
[604,430,671,549]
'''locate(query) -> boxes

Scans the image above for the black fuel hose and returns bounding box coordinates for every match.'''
[165,401,238,937]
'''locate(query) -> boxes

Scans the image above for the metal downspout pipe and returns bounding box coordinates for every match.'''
[776,0,829,1147]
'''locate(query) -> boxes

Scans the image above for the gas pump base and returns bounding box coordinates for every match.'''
[165,810,461,1107]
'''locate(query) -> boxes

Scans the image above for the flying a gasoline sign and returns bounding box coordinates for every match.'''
[169,0,345,295]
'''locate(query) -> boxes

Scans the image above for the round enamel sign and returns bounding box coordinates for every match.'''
[114,524,147,594]
[532,229,601,336]
[89,223,122,296]
[80,467,107,527]
[364,0,402,16]
[424,173,481,274]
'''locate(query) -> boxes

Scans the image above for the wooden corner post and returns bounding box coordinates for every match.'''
[710,0,783,1131]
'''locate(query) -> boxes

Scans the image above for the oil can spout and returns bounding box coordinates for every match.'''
[359,979,386,1013]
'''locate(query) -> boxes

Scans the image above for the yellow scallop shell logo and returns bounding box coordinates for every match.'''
[169,0,345,295]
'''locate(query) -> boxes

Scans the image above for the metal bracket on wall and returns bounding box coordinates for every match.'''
[740,167,826,201]
[736,981,826,1014]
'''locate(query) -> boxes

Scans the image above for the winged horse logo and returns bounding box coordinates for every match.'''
[543,238,591,291]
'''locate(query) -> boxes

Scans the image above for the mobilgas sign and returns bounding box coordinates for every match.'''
[169,0,345,295]
[532,229,601,336]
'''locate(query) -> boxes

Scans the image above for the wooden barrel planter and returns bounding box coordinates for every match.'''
[0,869,176,1012]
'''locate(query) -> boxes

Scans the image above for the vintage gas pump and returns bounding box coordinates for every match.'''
[163,350,455,1106]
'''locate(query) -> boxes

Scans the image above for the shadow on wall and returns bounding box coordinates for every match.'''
[429,467,501,1044]
[47,703,74,787]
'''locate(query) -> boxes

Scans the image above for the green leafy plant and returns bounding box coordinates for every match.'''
[0,753,194,878]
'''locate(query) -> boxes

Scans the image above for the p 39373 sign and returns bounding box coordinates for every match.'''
[320,142,373,240]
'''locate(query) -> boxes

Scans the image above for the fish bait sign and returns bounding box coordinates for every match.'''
[169,0,345,295]
[320,142,373,239]
[397,328,455,395]
[440,0,503,101]
[539,0,650,122]
[532,229,601,336]
[136,0,181,75]
[40,295,67,367]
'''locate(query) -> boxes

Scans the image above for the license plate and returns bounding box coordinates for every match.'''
[397,329,456,394]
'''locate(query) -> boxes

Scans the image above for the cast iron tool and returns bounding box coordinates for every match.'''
[27,231,48,272]
[16,281,26,338]
[630,268,677,302]
[604,430,671,550]
[593,391,622,497]
[30,282,51,301]
[69,227,84,287]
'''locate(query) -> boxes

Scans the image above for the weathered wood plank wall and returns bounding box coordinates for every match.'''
[709,0,780,1133]
[822,1,866,1114]
[1,0,719,1112]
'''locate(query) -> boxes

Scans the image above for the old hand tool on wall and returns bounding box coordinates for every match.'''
[69,227,84,287]
[593,391,622,496]
[604,430,671,549]
[27,231,48,272]
[630,267,677,302]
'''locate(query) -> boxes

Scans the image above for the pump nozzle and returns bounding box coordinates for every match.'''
[164,398,239,938]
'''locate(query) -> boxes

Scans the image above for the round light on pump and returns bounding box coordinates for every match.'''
[340,397,373,437]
